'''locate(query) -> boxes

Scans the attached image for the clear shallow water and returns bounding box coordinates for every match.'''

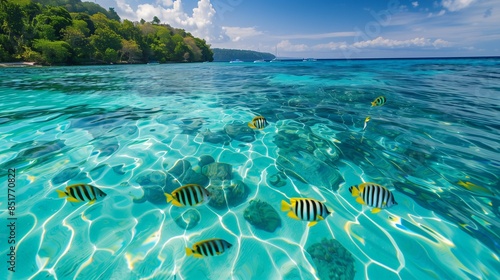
[0,59,499,280]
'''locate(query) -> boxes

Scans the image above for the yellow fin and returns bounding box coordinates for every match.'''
[67,197,80,203]
[185,247,193,256]
[88,199,96,205]
[165,193,173,203]
[308,221,318,227]
[193,253,204,258]
[56,190,67,198]
[317,215,324,221]
[248,121,256,129]
[371,208,381,214]
[350,186,360,197]
[287,211,301,220]
[171,200,183,207]
[355,197,365,205]
[281,200,291,212]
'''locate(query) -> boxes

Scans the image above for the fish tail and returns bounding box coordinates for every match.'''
[56,190,67,198]
[248,122,256,129]
[185,247,193,256]
[349,186,360,196]
[165,193,173,203]
[371,102,376,107]
[281,200,291,212]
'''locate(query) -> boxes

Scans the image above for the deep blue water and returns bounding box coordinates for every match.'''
[0,59,499,279]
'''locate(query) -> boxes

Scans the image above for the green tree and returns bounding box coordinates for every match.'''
[90,27,122,59]
[152,16,160,25]
[120,39,142,63]
[34,6,72,40]
[103,48,118,63]
[33,39,71,65]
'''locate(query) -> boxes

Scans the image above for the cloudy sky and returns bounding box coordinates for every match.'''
[94,0,499,58]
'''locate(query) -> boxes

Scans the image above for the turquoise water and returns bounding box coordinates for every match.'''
[0,59,499,279]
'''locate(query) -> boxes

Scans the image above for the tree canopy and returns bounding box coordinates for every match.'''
[0,0,213,65]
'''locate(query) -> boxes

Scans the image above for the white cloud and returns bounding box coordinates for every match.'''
[313,42,349,51]
[442,0,476,11]
[412,1,419,8]
[352,36,450,49]
[274,32,360,40]
[222,27,263,42]
[277,40,309,52]
[128,0,228,42]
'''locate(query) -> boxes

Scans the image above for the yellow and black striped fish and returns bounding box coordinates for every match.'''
[281,198,332,227]
[349,183,397,214]
[56,183,107,204]
[248,116,269,130]
[165,184,210,207]
[371,96,386,107]
[186,238,232,258]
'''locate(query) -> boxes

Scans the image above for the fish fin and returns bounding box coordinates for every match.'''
[308,221,318,227]
[171,200,184,207]
[317,215,324,221]
[193,253,204,258]
[185,247,193,256]
[287,211,301,220]
[350,186,360,197]
[281,200,291,212]
[358,184,366,193]
[248,122,256,129]
[67,197,80,203]
[371,208,381,214]
[355,197,365,205]
[56,190,67,198]
[371,102,376,107]
[88,199,96,205]
[165,193,173,203]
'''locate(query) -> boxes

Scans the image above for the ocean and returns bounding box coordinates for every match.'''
[0,58,499,279]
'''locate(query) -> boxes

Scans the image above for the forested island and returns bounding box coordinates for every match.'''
[212,48,275,62]
[0,0,213,65]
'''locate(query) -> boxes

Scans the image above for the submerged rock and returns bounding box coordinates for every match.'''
[243,200,281,232]
[207,180,249,209]
[201,129,231,145]
[165,160,209,193]
[52,166,81,185]
[198,155,215,168]
[273,122,343,191]
[268,172,287,187]
[307,238,356,280]
[277,150,343,191]
[224,122,256,142]
[174,209,201,230]
[133,185,166,205]
[135,170,167,187]
[178,118,204,134]
[201,162,232,181]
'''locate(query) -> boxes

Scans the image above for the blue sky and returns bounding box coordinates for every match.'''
[95,0,500,58]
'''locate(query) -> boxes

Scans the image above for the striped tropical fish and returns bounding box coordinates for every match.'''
[349,182,397,214]
[248,116,269,130]
[165,184,210,207]
[56,183,107,204]
[281,198,332,227]
[371,96,387,107]
[186,238,232,258]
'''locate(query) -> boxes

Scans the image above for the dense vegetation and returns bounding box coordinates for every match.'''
[0,0,213,65]
[212,48,275,62]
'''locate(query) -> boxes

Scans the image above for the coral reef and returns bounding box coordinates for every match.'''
[307,238,356,280]
[174,209,201,230]
[243,200,281,232]
[165,159,209,192]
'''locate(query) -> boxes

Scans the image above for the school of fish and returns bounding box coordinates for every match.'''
[54,99,400,259]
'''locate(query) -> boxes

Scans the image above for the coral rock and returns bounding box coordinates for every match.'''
[243,200,281,232]
[174,209,201,230]
[307,238,356,280]
[201,162,232,180]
